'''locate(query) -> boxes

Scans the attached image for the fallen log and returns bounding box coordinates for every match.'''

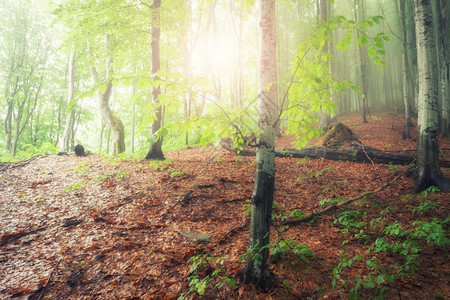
[240,145,450,168]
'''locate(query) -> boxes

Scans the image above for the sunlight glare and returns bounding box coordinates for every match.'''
[193,34,239,78]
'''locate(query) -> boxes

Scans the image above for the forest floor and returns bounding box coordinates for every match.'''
[0,112,449,300]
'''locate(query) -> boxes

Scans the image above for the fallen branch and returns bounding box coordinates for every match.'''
[161,190,194,221]
[281,168,410,225]
[239,146,450,167]
[0,226,47,247]
[37,257,63,300]
[0,155,48,172]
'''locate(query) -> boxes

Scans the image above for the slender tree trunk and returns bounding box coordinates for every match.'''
[5,102,13,151]
[413,0,450,193]
[356,0,368,123]
[99,120,105,153]
[240,0,277,291]
[61,45,76,152]
[131,102,135,153]
[400,0,412,138]
[145,0,165,160]
[319,0,331,132]
[436,0,450,136]
[89,35,125,156]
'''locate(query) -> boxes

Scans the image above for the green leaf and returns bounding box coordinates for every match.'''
[368,47,376,58]
[98,83,107,94]
[377,275,384,284]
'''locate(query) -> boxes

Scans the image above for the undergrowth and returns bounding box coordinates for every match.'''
[331,186,448,299]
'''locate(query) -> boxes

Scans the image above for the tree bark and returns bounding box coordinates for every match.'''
[240,0,277,291]
[400,0,412,138]
[145,0,165,160]
[436,0,450,136]
[318,0,332,133]
[412,0,450,193]
[356,0,368,123]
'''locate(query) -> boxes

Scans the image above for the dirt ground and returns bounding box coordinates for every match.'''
[0,112,449,299]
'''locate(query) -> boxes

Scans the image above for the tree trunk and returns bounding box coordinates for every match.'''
[61,45,76,152]
[240,0,277,291]
[400,0,412,138]
[145,0,165,160]
[356,0,368,123]
[99,119,105,153]
[436,0,450,136]
[89,35,125,156]
[413,0,450,193]
[318,0,332,133]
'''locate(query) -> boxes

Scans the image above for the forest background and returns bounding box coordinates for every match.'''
[1,0,443,161]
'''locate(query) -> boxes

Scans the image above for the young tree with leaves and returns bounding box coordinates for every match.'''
[240,0,277,291]
[412,0,450,193]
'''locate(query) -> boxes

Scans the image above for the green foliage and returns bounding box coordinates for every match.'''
[297,166,334,181]
[149,158,174,171]
[65,182,83,191]
[289,209,306,220]
[333,187,448,298]
[387,162,400,172]
[270,239,316,264]
[334,210,366,233]
[332,251,362,290]
[71,161,92,175]
[168,167,189,178]
[319,197,344,207]
[116,170,129,178]
[178,253,236,299]
[91,174,113,182]
[0,143,60,162]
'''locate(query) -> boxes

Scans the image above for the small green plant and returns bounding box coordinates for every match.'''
[332,251,362,290]
[214,157,224,162]
[168,167,188,178]
[71,161,91,175]
[387,162,400,172]
[65,182,83,191]
[297,157,310,164]
[116,170,129,178]
[411,199,439,215]
[178,253,236,299]
[243,201,251,216]
[297,167,334,181]
[20,194,27,201]
[319,197,344,207]
[149,158,174,170]
[321,184,338,194]
[235,155,245,164]
[91,174,112,182]
[333,210,366,234]
[271,239,316,264]
[289,209,305,220]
